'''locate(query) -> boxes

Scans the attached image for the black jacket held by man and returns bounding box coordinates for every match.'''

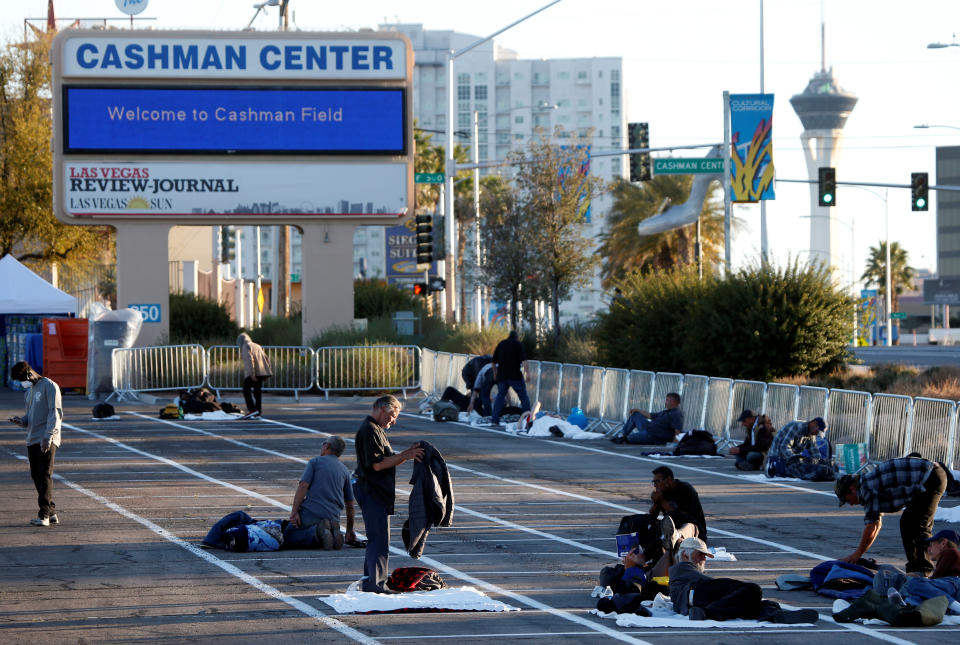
[403,441,454,558]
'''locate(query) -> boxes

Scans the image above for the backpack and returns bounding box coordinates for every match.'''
[432,400,460,422]
[674,430,717,455]
[386,566,447,592]
[616,513,663,563]
[460,355,492,389]
[92,402,115,418]
[159,404,180,419]
[179,388,222,414]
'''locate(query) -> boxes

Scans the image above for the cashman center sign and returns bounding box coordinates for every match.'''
[52,30,414,223]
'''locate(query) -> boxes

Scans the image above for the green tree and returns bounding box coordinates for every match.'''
[478,174,529,330]
[0,35,111,268]
[598,176,729,287]
[860,240,914,315]
[508,127,604,346]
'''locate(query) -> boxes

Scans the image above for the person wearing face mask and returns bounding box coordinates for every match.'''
[8,361,63,527]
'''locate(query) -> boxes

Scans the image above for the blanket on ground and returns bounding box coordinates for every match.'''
[319,586,519,614]
[591,593,816,628]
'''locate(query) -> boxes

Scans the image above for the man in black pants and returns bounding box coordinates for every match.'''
[352,395,423,593]
[490,331,530,426]
[836,456,948,574]
[669,537,818,623]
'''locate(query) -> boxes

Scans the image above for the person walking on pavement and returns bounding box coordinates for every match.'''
[9,361,62,527]
[237,332,272,419]
[490,330,531,426]
[352,395,424,592]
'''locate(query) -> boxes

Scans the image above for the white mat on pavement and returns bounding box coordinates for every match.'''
[709,547,737,561]
[592,606,815,629]
[832,599,960,625]
[183,410,243,421]
[936,505,960,523]
[737,473,803,483]
[90,415,122,421]
[319,586,519,614]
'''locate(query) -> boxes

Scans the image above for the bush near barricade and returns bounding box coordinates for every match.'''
[597,262,854,381]
[169,293,239,345]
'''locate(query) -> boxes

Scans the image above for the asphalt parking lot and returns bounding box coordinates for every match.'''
[1,390,959,644]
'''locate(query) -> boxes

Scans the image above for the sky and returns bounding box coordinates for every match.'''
[8,0,960,288]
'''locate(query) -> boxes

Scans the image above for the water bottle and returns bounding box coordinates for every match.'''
[177,401,184,419]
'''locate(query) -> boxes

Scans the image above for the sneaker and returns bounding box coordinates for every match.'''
[888,588,907,607]
[239,411,258,420]
[770,608,819,624]
[317,519,335,550]
[49,514,59,525]
[30,516,50,527]
[660,515,676,552]
[688,606,708,621]
[610,435,625,444]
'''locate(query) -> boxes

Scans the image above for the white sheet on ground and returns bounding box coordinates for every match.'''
[505,416,605,440]
[709,547,737,561]
[936,505,960,523]
[738,473,803,483]
[90,415,122,421]
[641,453,724,459]
[592,604,816,628]
[832,598,960,626]
[183,410,243,421]
[319,586,519,613]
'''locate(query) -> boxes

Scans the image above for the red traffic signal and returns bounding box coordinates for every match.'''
[413,282,429,296]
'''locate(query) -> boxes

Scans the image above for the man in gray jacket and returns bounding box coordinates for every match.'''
[669,537,818,623]
[9,361,62,526]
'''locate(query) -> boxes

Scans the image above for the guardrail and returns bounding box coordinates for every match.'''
[108,343,960,469]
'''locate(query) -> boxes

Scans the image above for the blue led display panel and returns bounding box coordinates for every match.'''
[64,86,405,154]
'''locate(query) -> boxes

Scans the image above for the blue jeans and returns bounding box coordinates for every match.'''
[618,412,659,444]
[353,482,391,592]
[283,506,340,549]
[492,379,531,423]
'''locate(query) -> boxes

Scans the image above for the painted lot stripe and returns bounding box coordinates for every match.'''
[117,415,917,644]
[69,420,651,645]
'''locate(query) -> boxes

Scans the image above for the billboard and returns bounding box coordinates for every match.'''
[729,93,775,202]
[386,220,439,287]
[51,30,414,225]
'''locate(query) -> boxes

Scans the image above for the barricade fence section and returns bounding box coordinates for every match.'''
[108,343,959,468]
[111,345,206,398]
[316,345,421,399]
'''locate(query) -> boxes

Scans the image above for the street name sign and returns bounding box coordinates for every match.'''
[653,158,724,175]
[415,172,444,184]
[890,312,908,320]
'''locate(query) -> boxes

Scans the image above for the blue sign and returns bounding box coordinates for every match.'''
[129,303,162,323]
[385,224,437,285]
[64,87,405,154]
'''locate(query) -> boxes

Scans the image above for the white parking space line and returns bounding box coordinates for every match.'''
[67,420,653,645]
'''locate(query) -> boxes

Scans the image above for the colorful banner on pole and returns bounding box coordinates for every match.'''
[729,93,775,202]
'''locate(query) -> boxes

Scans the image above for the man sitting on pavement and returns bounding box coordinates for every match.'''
[835,456,948,575]
[765,416,835,481]
[868,530,960,616]
[649,466,708,544]
[610,393,684,445]
[669,537,819,623]
[728,409,776,471]
[284,435,356,549]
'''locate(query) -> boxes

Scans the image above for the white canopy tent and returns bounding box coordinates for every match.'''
[0,255,77,315]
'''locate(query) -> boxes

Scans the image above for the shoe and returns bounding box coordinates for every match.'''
[770,608,819,624]
[888,588,907,607]
[49,514,59,525]
[252,411,261,418]
[317,519,335,550]
[610,435,625,444]
[30,516,50,527]
[331,526,344,551]
[660,515,676,553]
[688,606,707,621]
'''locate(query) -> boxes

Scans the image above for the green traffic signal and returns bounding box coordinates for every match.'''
[818,167,836,207]
[911,172,929,211]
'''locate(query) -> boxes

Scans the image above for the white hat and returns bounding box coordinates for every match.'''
[679,537,714,557]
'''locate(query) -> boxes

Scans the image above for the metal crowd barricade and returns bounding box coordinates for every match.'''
[910,398,956,468]
[111,344,206,400]
[558,363,583,415]
[703,377,733,437]
[420,349,437,398]
[763,383,799,431]
[579,365,605,429]
[869,394,913,462]
[207,345,314,399]
[626,370,655,413]
[826,389,872,448]
[525,360,542,406]
[726,380,766,444]
[315,345,421,399]
[601,368,631,428]
[679,374,709,430]
[434,352,453,395]
[652,372,683,407]
[449,353,470,390]
[538,361,563,413]
[798,386,829,422]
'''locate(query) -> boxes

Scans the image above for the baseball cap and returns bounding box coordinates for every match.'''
[835,474,857,506]
[737,409,755,422]
[678,537,714,557]
[811,417,827,432]
[926,530,960,546]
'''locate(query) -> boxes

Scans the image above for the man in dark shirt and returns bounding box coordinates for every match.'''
[611,393,684,445]
[352,395,424,592]
[490,331,531,425]
[836,457,948,575]
[650,466,707,544]
[728,409,776,471]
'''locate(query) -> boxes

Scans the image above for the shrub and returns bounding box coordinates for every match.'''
[354,279,428,319]
[249,312,302,346]
[169,293,239,345]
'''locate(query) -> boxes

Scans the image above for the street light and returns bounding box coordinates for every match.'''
[914,124,960,131]
[445,0,564,323]
[245,0,280,30]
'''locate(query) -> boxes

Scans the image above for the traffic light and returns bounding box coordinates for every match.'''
[220,225,236,261]
[412,282,429,296]
[628,122,650,182]
[415,214,433,264]
[818,167,836,207]
[911,172,929,211]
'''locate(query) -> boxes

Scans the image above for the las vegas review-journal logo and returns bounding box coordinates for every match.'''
[67,165,240,210]
[127,197,150,209]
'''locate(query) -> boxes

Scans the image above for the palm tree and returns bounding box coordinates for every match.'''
[597,175,729,287]
[861,240,915,316]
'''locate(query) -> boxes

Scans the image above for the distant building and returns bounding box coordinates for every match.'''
[936,145,960,278]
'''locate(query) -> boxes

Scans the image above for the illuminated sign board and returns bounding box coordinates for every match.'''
[63,86,405,154]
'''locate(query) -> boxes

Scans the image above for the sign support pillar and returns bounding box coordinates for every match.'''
[116,222,171,347]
